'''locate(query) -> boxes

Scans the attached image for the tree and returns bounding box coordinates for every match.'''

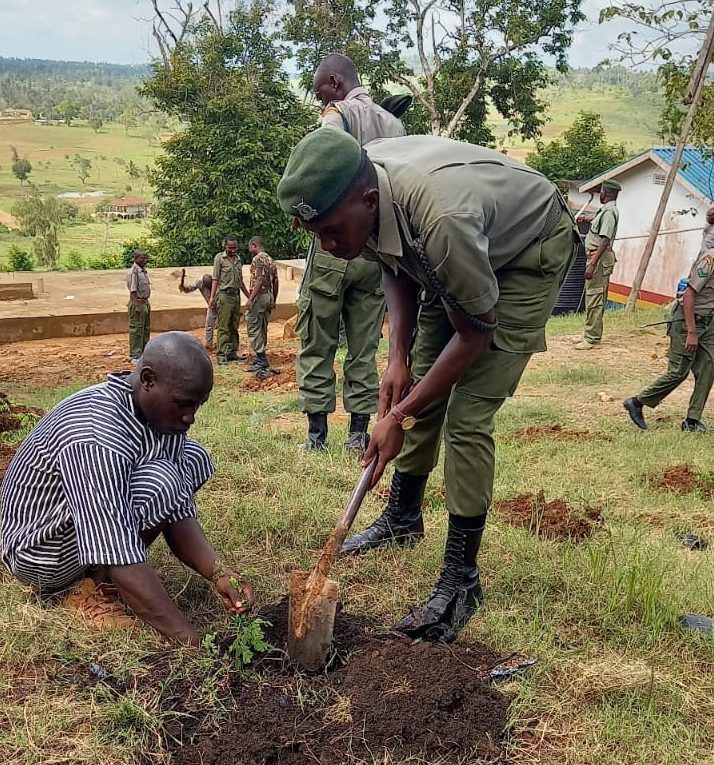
[10,145,32,185]
[71,154,92,185]
[600,0,714,146]
[11,188,63,268]
[118,108,138,135]
[526,111,629,182]
[141,1,314,266]
[89,116,103,132]
[55,99,80,125]
[283,0,585,144]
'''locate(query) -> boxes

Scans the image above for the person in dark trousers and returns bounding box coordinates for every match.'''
[278,128,577,642]
[624,248,714,432]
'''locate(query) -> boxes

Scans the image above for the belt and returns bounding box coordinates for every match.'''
[538,193,566,241]
[220,287,238,295]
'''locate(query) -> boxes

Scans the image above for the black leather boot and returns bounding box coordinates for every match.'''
[344,413,370,453]
[395,514,485,643]
[341,470,427,554]
[247,352,269,372]
[303,412,328,450]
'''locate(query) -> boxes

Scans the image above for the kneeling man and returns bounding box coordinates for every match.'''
[1,332,253,646]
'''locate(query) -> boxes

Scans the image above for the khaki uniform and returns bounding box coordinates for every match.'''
[185,277,218,347]
[126,263,151,359]
[212,251,243,362]
[583,200,619,345]
[638,250,714,420]
[246,252,277,355]
[297,86,405,415]
[362,135,578,518]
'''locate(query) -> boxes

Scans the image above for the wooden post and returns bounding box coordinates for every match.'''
[624,14,714,312]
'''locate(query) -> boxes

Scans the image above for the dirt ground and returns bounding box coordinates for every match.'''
[0,392,42,479]
[649,464,714,499]
[493,491,603,542]
[508,424,612,443]
[0,323,294,389]
[171,600,509,765]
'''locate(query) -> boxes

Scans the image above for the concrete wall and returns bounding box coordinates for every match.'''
[609,160,708,301]
[0,303,297,344]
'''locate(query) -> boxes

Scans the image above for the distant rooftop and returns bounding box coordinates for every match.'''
[579,147,714,203]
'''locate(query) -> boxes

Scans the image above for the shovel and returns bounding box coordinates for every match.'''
[288,458,377,671]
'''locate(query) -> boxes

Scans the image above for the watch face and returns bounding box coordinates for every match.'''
[402,415,417,431]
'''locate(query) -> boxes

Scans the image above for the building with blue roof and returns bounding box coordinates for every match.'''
[577,147,713,307]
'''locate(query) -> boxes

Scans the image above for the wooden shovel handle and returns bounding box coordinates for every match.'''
[314,458,377,577]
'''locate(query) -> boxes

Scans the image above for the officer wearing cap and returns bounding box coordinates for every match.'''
[575,179,621,350]
[296,53,406,454]
[278,128,578,642]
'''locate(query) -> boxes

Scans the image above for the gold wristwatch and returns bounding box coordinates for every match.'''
[390,403,417,431]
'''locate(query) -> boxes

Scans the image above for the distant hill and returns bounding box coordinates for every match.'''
[0,58,150,84]
[0,57,152,123]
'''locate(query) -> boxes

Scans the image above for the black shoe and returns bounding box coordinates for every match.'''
[682,418,708,432]
[227,353,248,362]
[341,471,427,555]
[623,397,648,430]
[302,412,328,450]
[247,353,269,372]
[395,515,485,643]
[344,413,370,453]
[217,358,235,366]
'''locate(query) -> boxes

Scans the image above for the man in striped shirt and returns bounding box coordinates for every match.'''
[1,332,253,646]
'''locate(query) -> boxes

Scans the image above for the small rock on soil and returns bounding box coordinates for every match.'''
[493,490,602,542]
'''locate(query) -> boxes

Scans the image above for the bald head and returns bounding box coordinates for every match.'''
[131,332,213,435]
[313,54,360,106]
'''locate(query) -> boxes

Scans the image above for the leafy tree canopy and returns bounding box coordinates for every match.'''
[526,111,629,182]
[141,1,314,266]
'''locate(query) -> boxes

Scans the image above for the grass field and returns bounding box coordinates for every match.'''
[492,84,663,161]
[0,82,664,269]
[0,120,161,268]
[2,309,714,764]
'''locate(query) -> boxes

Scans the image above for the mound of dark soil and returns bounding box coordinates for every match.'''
[493,490,602,542]
[0,392,43,434]
[649,464,714,498]
[173,600,509,765]
[509,424,611,444]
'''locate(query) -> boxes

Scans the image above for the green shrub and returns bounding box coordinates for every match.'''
[0,222,10,235]
[8,245,35,271]
[87,252,124,270]
[62,250,86,271]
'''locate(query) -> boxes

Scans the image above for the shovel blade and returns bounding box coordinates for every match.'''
[287,570,339,671]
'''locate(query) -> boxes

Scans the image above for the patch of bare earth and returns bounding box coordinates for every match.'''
[493,490,603,542]
[508,424,612,444]
[648,464,714,498]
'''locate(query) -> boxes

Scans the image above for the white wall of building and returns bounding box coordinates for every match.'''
[609,160,709,300]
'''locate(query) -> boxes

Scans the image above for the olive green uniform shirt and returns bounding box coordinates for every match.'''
[361,135,559,316]
[584,200,619,252]
[320,86,406,144]
[126,263,151,299]
[687,250,714,315]
[212,251,243,291]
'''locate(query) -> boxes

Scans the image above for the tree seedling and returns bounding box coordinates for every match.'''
[225,615,272,672]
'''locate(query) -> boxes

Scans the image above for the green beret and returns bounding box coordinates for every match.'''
[601,179,621,192]
[278,128,365,224]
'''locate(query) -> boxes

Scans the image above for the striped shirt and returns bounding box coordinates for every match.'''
[1,373,213,590]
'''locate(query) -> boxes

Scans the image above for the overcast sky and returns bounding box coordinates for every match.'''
[0,0,640,69]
